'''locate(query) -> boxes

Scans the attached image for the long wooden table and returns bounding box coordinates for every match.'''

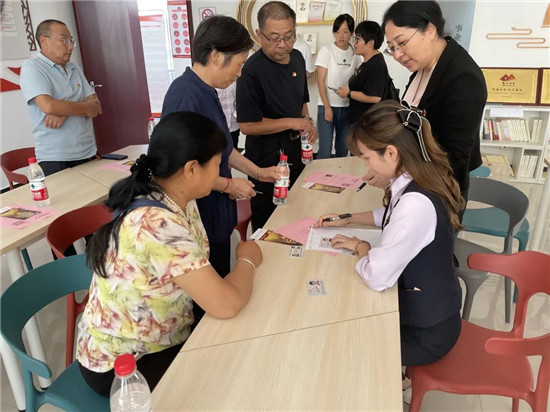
[153,157,402,410]
[0,168,109,410]
[71,144,148,187]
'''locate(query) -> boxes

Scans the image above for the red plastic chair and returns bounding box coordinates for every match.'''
[407,251,550,412]
[1,147,36,271]
[235,198,252,241]
[1,147,35,189]
[45,203,113,367]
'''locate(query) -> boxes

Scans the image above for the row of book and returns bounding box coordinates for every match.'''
[516,153,540,179]
[481,118,545,143]
[481,154,513,177]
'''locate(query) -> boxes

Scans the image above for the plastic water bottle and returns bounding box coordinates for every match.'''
[147,117,155,140]
[273,154,290,206]
[110,354,152,412]
[28,157,50,207]
[300,133,313,164]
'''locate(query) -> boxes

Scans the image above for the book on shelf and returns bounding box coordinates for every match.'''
[482,117,544,143]
[517,155,529,178]
[526,154,539,179]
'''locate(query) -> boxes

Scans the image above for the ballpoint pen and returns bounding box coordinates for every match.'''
[356,178,372,192]
[322,213,352,222]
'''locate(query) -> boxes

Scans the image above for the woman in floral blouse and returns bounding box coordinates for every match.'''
[76,111,263,396]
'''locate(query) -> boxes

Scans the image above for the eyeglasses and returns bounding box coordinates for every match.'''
[352,35,362,43]
[44,36,77,47]
[259,29,296,45]
[383,28,419,56]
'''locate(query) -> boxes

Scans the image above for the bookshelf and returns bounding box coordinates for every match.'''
[479,105,550,184]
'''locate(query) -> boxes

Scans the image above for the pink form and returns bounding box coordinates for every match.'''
[275,216,338,256]
[0,204,58,229]
[303,171,363,189]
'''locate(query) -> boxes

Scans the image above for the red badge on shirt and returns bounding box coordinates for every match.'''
[76,83,81,88]
[292,72,296,77]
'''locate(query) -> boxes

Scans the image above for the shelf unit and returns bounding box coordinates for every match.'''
[479,104,550,184]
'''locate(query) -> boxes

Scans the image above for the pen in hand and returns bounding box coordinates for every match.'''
[322,213,352,223]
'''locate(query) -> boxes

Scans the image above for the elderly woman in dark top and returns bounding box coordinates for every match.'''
[162,16,280,290]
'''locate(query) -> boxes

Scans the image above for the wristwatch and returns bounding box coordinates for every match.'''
[347,90,352,99]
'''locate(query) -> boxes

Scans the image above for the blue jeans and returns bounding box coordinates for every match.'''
[316,105,349,159]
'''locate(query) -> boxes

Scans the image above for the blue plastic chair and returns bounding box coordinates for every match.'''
[469,165,491,178]
[456,177,529,323]
[0,255,109,412]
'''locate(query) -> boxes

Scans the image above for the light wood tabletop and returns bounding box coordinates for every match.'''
[153,312,402,411]
[71,144,148,188]
[0,167,109,254]
[184,156,398,350]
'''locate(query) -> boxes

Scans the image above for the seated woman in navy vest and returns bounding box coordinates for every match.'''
[315,100,464,367]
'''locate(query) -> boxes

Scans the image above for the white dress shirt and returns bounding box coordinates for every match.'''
[355,173,438,292]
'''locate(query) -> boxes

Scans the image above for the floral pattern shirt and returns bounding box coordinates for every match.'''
[76,197,209,372]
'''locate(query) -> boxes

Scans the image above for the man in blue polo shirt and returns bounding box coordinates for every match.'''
[20,19,102,176]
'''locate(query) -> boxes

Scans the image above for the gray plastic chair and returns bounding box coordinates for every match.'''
[456,177,529,323]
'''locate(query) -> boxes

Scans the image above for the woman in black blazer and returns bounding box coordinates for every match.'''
[372,0,487,206]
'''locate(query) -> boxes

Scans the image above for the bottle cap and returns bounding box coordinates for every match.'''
[280,154,288,161]
[28,157,37,164]
[114,353,136,377]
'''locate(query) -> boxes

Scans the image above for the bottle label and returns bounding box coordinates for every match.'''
[301,144,313,160]
[30,180,49,201]
[273,177,289,199]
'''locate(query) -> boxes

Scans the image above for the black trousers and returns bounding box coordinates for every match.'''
[79,342,184,397]
[39,156,96,176]
[191,240,231,324]
[244,133,304,231]
[401,312,461,367]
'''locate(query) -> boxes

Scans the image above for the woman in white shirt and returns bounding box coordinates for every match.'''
[315,100,464,367]
[315,14,362,159]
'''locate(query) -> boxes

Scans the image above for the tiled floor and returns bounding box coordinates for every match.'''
[1,179,549,411]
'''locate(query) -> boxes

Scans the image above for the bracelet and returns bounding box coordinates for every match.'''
[347,90,352,99]
[237,258,256,271]
[354,240,368,255]
[302,115,313,122]
[257,168,262,181]
[222,177,232,193]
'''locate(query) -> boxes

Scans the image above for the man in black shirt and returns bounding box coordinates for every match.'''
[237,1,317,230]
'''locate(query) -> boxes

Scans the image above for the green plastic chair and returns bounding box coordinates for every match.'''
[0,255,109,412]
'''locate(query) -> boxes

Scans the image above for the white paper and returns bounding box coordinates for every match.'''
[296,0,309,23]
[489,107,524,118]
[323,0,341,21]
[308,1,325,22]
[306,227,382,255]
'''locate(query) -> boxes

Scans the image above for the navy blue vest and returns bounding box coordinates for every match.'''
[385,181,462,328]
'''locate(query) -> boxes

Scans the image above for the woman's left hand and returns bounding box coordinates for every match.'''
[330,235,360,252]
[335,86,350,99]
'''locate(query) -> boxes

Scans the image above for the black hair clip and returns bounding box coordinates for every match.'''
[397,101,431,162]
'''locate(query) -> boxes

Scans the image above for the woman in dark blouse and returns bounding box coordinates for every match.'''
[336,21,390,124]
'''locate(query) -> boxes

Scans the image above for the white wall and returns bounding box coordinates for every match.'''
[0,0,83,189]
[469,1,550,67]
